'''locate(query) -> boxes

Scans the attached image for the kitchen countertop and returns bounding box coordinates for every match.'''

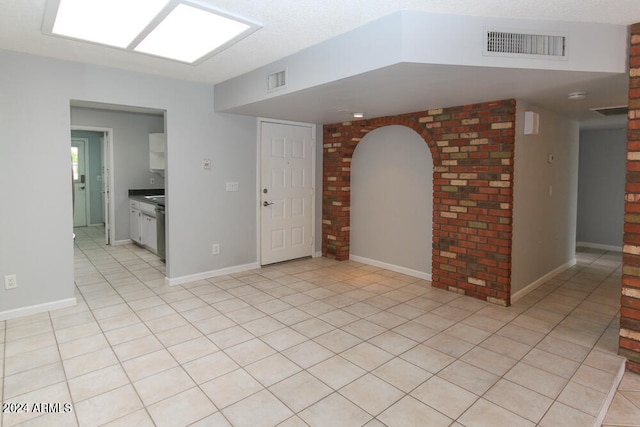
[129,189,165,207]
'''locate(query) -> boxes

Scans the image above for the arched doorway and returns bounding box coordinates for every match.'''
[350,125,433,279]
[322,99,517,306]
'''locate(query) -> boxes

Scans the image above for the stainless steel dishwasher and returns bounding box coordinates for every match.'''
[155,202,166,262]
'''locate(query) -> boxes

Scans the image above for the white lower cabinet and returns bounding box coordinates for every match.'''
[130,200,142,244]
[130,198,158,254]
[142,213,157,253]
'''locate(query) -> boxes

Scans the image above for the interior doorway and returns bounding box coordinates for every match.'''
[71,137,89,227]
[71,126,114,245]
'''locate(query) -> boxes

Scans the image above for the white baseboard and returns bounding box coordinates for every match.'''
[576,241,623,252]
[166,262,261,286]
[511,258,576,303]
[349,254,432,281]
[112,239,132,246]
[0,297,77,321]
[313,251,323,258]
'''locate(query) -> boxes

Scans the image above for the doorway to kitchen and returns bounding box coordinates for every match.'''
[259,120,316,265]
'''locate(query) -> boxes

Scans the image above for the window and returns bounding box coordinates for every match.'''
[71,146,79,181]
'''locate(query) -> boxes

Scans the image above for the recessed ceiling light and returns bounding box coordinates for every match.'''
[352,112,366,119]
[568,91,587,100]
[43,0,261,64]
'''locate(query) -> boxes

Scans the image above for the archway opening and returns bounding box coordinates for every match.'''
[350,125,433,279]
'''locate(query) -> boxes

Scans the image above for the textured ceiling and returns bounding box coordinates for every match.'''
[1,0,640,84]
[2,0,639,127]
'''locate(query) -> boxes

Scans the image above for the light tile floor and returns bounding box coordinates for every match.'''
[1,225,639,426]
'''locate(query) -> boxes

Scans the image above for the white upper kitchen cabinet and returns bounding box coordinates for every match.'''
[149,133,166,172]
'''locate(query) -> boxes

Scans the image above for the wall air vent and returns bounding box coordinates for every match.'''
[590,105,628,116]
[267,70,287,91]
[485,30,566,58]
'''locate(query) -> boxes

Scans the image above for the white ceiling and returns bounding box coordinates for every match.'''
[2,0,640,127]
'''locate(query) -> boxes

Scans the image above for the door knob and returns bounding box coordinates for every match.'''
[263,201,274,207]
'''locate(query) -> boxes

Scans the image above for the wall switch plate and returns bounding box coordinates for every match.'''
[226,182,239,192]
[4,274,17,290]
[150,177,155,185]
[212,244,220,255]
[203,159,212,170]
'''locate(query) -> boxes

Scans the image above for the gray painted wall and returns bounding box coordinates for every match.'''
[350,125,432,275]
[71,109,165,242]
[577,128,626,248]
[511,102,580,297]
[0,50,263,315]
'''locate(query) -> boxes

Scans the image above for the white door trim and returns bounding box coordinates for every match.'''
[256,118,316,265]
[71,125,114,245]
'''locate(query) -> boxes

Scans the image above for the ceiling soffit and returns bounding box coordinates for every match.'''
[214,11,628,124]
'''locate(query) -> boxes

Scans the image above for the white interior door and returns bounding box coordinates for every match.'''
[71,138,89,227]
[260,122,314,265]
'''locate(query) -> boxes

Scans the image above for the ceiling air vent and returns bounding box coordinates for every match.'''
[485,30,566,58]
[267,70,287,91]
[590,105,628,116]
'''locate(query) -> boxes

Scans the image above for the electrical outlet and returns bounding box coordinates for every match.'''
[4,274,17,290]
[212,244,220,255]
[150,177,155,185]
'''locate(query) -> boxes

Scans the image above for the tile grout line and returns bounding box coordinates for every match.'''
[512,252,623,426]
[76,238,640,425]
[3,228,633,426]
[76,229,236,426]
[74,234,159,425]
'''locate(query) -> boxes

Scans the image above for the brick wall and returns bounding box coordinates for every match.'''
[322,99,517,306]
[622,23,640,374]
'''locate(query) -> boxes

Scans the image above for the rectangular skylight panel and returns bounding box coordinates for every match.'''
[52,0,169,48]
[134,4,250,63]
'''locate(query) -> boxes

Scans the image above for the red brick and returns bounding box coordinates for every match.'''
[622,306,640,321]
[622,276,640,289]
[625,224,640,234]
[322,99,515,306]
[627,360,640,375]
[620,337,640,353]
